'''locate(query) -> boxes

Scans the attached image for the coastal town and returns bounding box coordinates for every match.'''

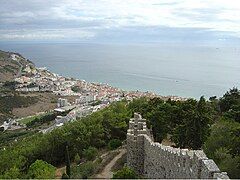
[0,0,239,178]
[1,52,187,132]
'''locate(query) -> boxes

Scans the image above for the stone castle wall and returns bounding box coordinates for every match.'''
[127,113,229,179]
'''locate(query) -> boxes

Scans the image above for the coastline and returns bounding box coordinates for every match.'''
[1,42,238,98]
[5,50,188,101]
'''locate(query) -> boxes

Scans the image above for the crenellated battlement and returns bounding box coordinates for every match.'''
[127,113,229,179]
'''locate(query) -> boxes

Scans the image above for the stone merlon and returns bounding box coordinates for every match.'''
[127,113,229,179]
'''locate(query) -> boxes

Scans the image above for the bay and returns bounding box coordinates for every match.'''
[0,42,239,98]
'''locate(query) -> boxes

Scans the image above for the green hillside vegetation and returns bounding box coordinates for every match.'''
[0,88,239,178]
[27,160,56,179]
[0,92,38,124]
[113,166,138,179]
[19,115,41,125]
[129,88,240,178]
[0,101,130,178]
[20,113,56,128]
[129,96,213,149]
[0,129,37,147]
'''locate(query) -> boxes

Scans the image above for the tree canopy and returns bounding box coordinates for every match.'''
[204,119,240,178]
[0,88,239,178]
[113,166,138,179]
[27,160,56,179]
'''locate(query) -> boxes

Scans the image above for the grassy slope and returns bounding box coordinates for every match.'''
[19,115,41,125]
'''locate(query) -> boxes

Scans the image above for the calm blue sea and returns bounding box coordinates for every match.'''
[0,42,239,98]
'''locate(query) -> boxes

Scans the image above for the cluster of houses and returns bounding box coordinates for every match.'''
[1,56,188,133]
[13,62,186,103]
[13,64,125,100]
[0,119,23,131]
[15,67,78,95]
[41,96,107,133]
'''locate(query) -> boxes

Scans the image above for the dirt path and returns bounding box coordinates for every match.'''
[55,166,66,179]
[95,149,127,179]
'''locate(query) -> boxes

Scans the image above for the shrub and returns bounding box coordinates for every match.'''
[108,139,122,150]
[113,166,138,179]
[71,161,95,179]
[74,153,81,164]
[0,166,21,179]
[27,160,56,179]
[79,162,95,179]
[82,147,98,161]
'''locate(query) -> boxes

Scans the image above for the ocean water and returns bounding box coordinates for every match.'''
[0,42,239,98]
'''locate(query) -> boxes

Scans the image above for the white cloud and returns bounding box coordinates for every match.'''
[1,0,240,40]
[0,29,95,40]
[46,0,240,33]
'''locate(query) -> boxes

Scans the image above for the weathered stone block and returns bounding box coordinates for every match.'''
[127,113,229,179]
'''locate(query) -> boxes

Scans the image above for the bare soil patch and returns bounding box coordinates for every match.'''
[12,92,79,118]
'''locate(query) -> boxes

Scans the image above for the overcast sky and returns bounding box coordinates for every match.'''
[1,0,240,43]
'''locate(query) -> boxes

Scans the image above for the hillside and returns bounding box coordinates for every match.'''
[0,50,34,82]
[0,50,58,125]
[0,89,239,179]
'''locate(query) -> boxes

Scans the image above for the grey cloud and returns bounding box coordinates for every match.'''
[0,0,240,41]
[173,8,222,22]
[152,1,181,6]
[1,0,62,12]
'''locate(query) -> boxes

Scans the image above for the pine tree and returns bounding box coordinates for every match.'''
[65,145,71,178]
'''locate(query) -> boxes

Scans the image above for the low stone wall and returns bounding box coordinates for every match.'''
[127,113,229,179]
